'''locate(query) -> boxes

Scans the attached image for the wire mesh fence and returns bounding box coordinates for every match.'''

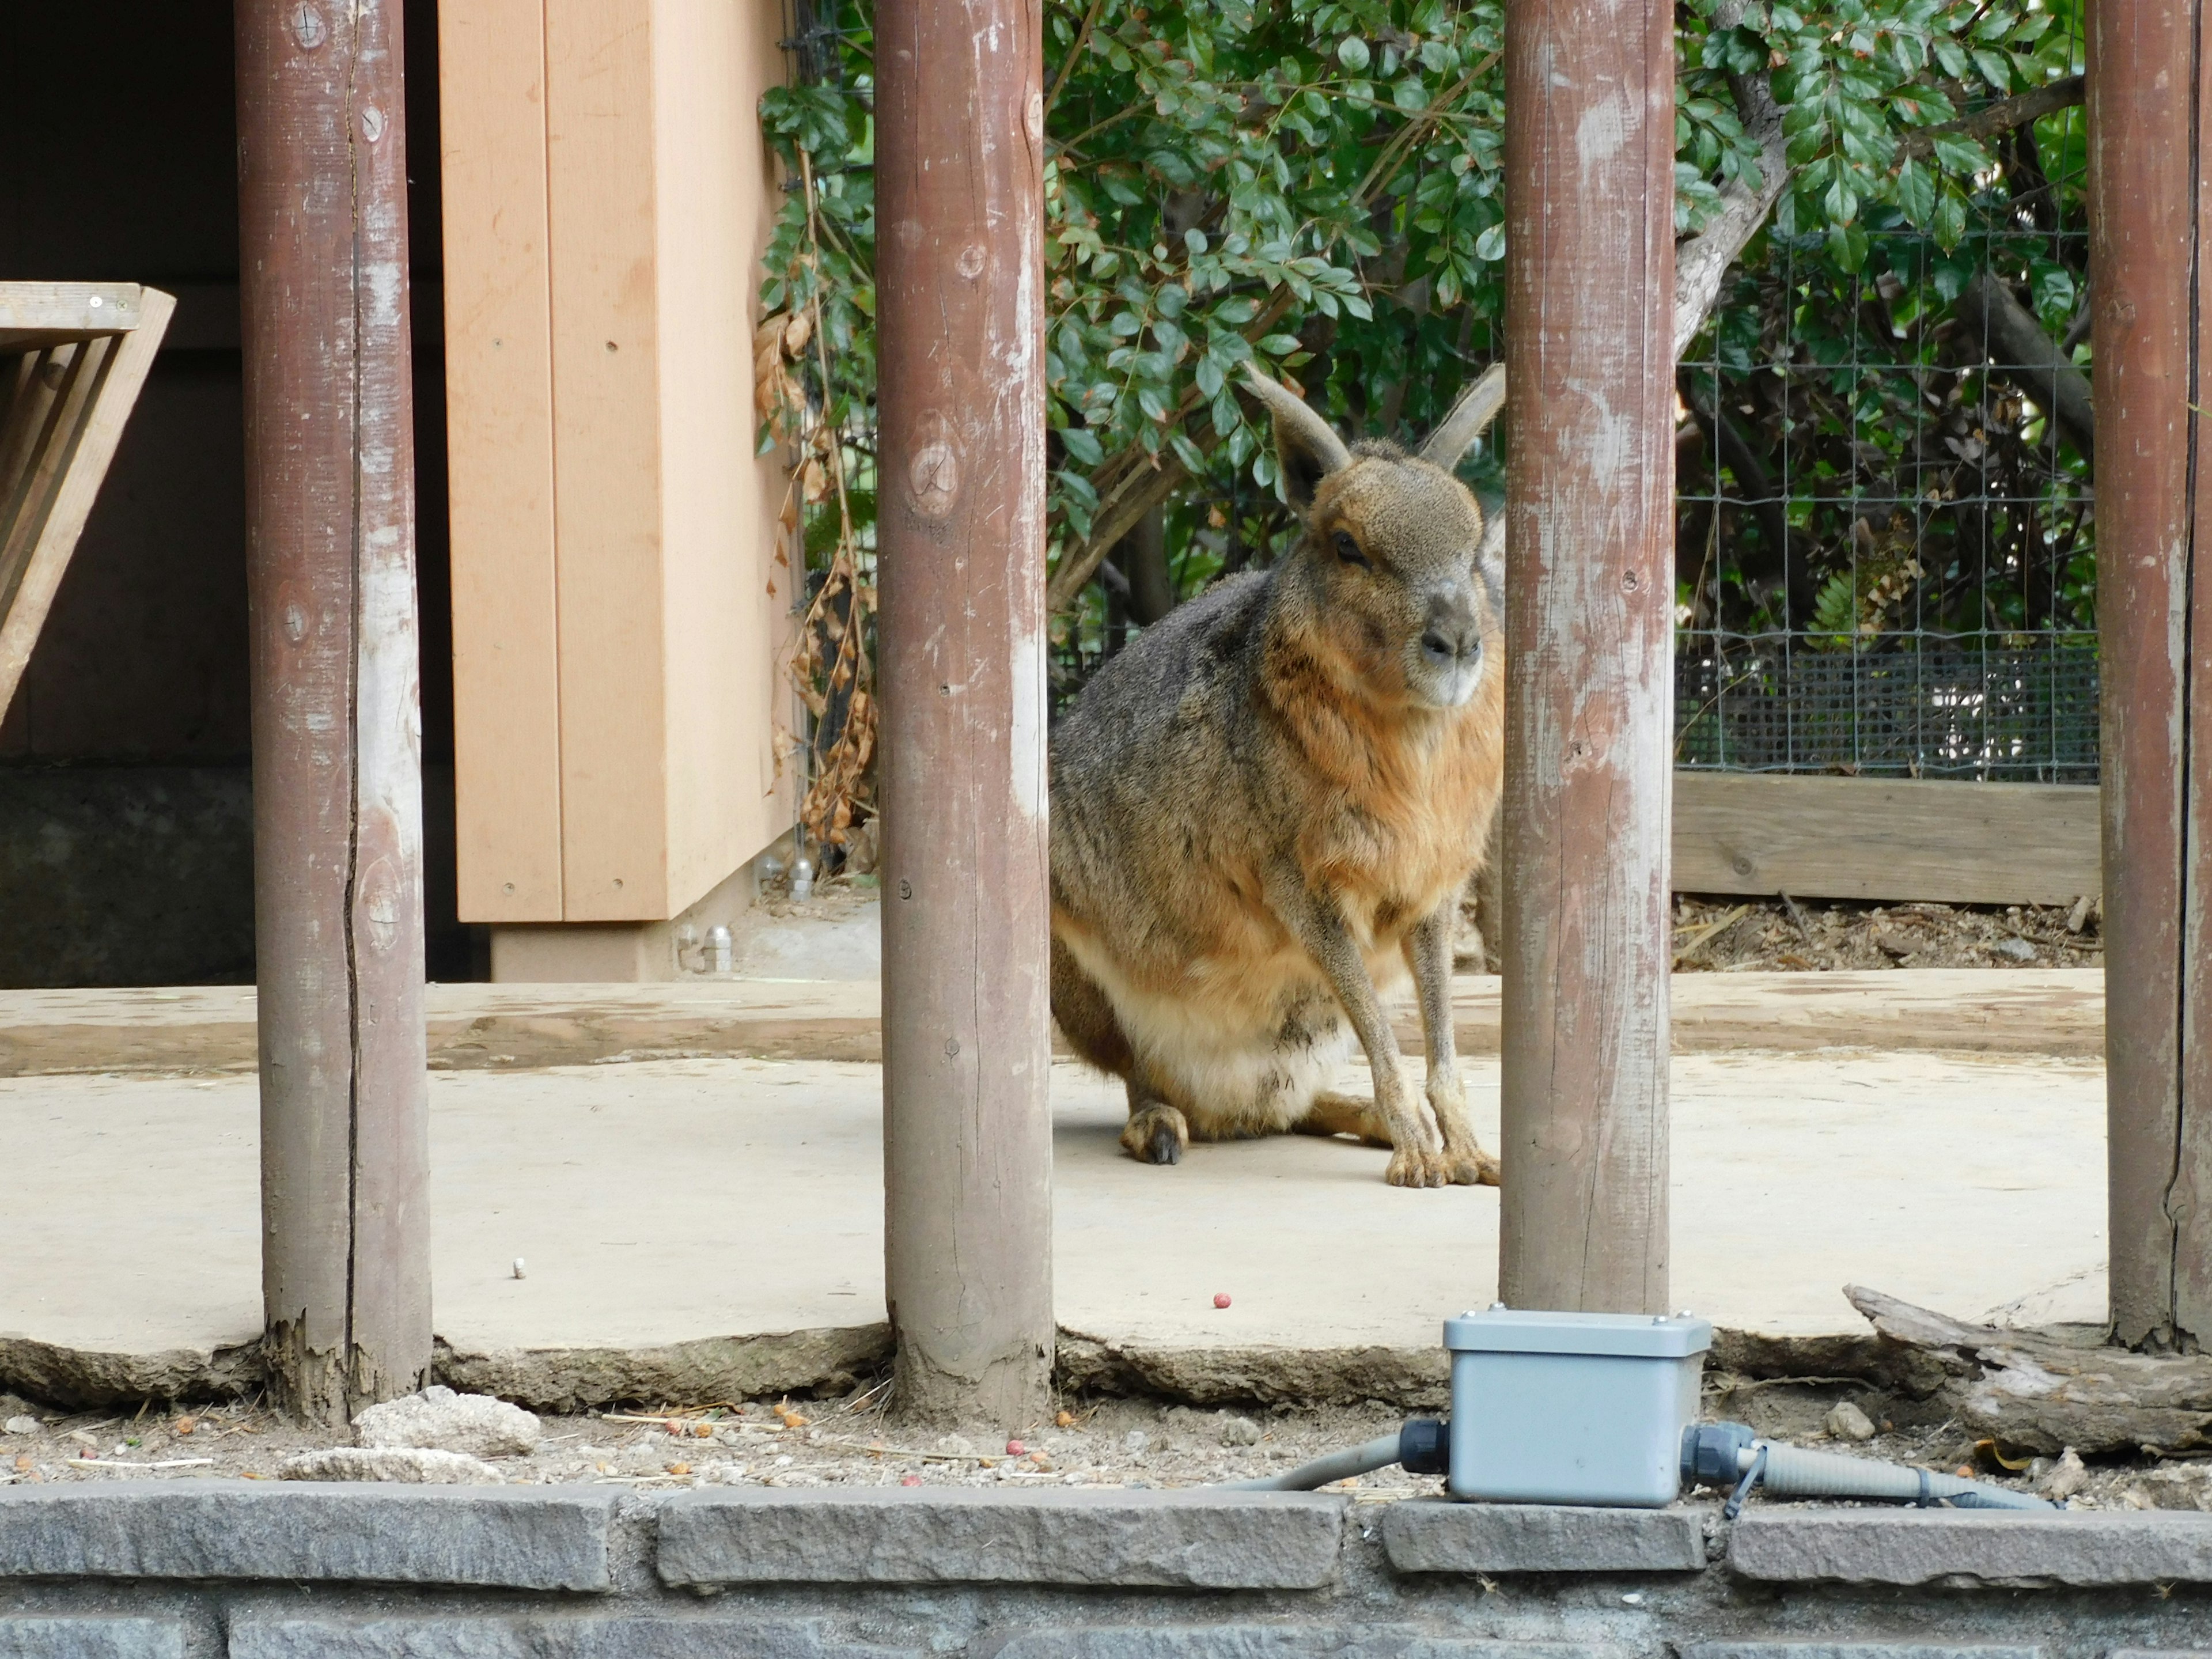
[768,4,2101,797]
[1674,28,2094,782]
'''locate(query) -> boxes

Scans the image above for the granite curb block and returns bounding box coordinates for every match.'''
[1680,1647,2045,1659]
[989,1631,1627,1657]
[226,1616,918,1658]
[1728,1509,2212,1585]
[1381,1501,1707,1574]
[0,1482,616,1590]
[0,1619,184,1659]
[656,1487,1347,1589]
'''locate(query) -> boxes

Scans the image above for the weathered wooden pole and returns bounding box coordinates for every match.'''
[1496,0,1676,1312]
[236,0,432,1421]
[2089,0,2212,1350]
[875,0,1054,1423]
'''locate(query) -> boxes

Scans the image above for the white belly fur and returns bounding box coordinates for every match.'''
[1060,929,1411,1137]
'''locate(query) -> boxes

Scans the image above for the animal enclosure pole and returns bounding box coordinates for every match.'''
[236,0,432,1422]
[2089,0,2212,1349]
[875,0,1055,1423]
[1496,0,1676,1312]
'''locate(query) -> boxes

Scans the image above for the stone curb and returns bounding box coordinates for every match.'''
[225,1617,915,1658]
[1680,1647,2045,1659]
[0,1482,615,1590]
[0,1618,184,1659]
[656,1487,1347,1589]
[1381,1500,1708,1574]
[1728,1508,2212,1585]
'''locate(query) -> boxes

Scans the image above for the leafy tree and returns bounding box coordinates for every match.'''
[755,0,2090,832]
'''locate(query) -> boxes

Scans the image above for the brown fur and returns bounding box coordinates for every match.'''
[1048,368,1508,1187]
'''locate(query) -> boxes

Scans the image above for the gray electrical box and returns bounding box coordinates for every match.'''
[1444,1308,1712,1506]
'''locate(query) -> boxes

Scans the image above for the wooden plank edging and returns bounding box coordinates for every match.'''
[0,970,2105,1078]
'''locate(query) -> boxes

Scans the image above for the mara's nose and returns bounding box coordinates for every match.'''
[1420,593,1480,665]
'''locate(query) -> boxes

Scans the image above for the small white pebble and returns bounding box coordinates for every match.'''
[513,1257,527,1279]
[1622,1592,1645,1606]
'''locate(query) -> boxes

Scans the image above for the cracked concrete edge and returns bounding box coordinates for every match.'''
[429,1327,897,1412]
[0,1335,265,1411]
[1052,1332,1453,1410]
[2,1323,1998,1414]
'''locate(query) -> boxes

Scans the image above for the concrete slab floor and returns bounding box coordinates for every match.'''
[0,1050,2104,1362]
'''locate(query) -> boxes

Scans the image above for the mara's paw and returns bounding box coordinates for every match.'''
[1443,1146,1501,1187]
[1385,1146,1449,1188]
[1120,1104,1191,1166]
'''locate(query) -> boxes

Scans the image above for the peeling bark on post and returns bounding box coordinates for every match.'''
[2090,0,2212,1349]
[876,0,1054,1424]
[237,0,431,1421]
[1497,0,1676,1313]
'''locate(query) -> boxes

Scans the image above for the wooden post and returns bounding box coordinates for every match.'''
[237,0,432,1421]
[2089,0,2212,1349]
[874,0,1054,1423]
[1496,0,1676,1313]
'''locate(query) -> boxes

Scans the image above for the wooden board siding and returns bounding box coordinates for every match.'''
[440,0,565,921]
[1672,772,2102,905]
[442,0,793,926]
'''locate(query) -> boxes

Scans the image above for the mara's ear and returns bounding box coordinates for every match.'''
[1243,364,1351,513]
[1419,363,1507,471]
[1475,501,1505,618]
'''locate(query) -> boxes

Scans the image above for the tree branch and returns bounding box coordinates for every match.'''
[1955,268,2094,462]
[1673,0,1788,360]
[1897,74,2084,160]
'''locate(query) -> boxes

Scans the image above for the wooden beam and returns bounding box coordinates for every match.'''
[2089,0,2212,1350]
[236,0,431,1422]
[1671,774,2100,906]
[876,0,1055,1425]
[1497,0,1677,1315]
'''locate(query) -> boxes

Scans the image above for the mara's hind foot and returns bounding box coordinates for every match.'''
[1292,1092,1395,1148]
[1120,1103,1191,1166]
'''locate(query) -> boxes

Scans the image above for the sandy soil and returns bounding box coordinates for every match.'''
[0,1377,2180,1512]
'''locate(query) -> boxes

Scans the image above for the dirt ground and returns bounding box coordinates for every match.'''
[1666,894,2102,972]
[0,1376,2188,1512]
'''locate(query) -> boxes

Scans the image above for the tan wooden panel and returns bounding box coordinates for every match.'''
[546,0,671,921]
[440,0,567,922]
[1671,772,2102,905]
[650,0,796,912]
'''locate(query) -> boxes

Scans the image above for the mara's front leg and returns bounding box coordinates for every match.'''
[1278,881,1448,1188]
[1406,899,1501,1186]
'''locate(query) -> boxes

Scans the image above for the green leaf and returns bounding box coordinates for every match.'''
[1929,132,1988,175]
[1931,187,1967,250]
[1257,333,1304,355]
[1337,35,1370,72]
[1971,47,2013,90]
[1825,219,1869,271]
[1058,425,1105,465]
[1474,221,1506,262]
[1893,157,1935,225]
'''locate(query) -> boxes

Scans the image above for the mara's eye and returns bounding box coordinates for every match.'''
[1332,529,1369,568]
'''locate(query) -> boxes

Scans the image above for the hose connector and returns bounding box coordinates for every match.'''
[1397,1418,1450,1476]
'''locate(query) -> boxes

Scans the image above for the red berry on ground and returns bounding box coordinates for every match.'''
[900,1474,922,1487]
[1213,1293,1232,1309]
[1005,1438,1025,1456]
